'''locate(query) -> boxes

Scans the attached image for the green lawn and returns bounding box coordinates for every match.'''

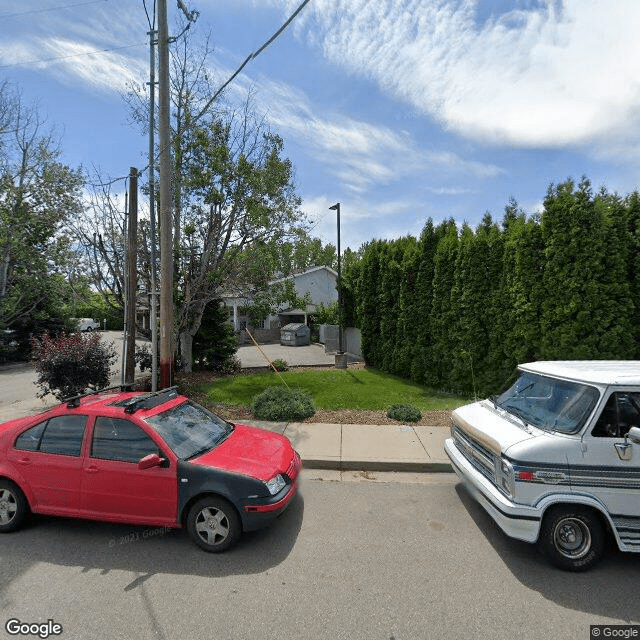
[194,368,470,411]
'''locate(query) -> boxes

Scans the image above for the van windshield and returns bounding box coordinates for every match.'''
[495,372,599,434]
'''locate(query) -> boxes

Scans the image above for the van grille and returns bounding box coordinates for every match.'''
[452,426,497,484]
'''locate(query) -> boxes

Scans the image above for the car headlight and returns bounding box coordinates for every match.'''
[265,474,286,496]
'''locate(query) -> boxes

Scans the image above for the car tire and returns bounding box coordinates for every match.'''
[187,496,241,552]
[0,480,29,533]
[539,506,604,571]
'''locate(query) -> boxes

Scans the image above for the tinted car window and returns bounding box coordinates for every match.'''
[38,415,87,456]
[14,421,47,452]
[91,417,159,463]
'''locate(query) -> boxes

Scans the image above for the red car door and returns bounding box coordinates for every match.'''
[80,416,177,526]
[8,415,88,516]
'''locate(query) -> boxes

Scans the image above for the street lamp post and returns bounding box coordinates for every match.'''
[329,203,347,369]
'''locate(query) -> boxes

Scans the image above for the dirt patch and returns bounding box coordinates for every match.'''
[171,366,453,427]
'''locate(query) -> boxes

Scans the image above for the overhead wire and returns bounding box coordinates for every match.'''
[0,0,108,20]
[0,42,145,70]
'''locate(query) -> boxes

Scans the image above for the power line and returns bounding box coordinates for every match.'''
[194,0,313,121]
[0,42,145,70]
[0,0,108,20]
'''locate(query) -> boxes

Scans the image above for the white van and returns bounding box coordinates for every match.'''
[76,318,100,331]
[445,361,640,571]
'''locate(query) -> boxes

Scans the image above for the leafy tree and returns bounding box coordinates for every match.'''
[0,84,84,332]
[125,25,305,373]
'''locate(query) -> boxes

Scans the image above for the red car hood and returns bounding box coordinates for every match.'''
[190,423,294,481]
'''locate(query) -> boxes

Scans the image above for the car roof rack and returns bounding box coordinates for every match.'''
[118,386,179,414]
[64,384,135,409]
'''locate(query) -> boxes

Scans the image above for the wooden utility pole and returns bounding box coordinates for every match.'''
[158,0,173,388]
[125,167,138,384]
[148,24,158,391]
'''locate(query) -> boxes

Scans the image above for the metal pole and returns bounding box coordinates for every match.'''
[329,203,343,357]
[121,190,129,386]
[125,167,138,385]
[158,0,173,388]
[148,26,158,391]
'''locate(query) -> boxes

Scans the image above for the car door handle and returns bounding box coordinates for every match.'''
[85,466,99,474]
[17,457,31,465]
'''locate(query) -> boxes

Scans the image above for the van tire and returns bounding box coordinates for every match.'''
[539,506,604,571]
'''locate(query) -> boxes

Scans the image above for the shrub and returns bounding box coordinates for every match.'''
[218,355,242,376]
[134,343,153,372]
[386,403,422,422]
[31,332,117,400]
[271,358,289,372]
[252,386,315,421]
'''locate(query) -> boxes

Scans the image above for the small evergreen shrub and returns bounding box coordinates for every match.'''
[386,403,422,422]
[218,355,242,376]
[252,386,315,421]
[31,332,117,400]
[271,359,289,372]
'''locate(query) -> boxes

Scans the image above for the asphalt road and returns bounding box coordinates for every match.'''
[1,472,637,640]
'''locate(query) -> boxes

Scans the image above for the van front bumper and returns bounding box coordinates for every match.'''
[445,437,541,543]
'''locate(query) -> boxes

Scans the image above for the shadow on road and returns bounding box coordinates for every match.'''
[455,483,640,621]
[0,493,304,595]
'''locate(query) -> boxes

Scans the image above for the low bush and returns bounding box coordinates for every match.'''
[386,403,422,422]
[252,386,315,421]
[31,332,117,400]
[271,359,289,372]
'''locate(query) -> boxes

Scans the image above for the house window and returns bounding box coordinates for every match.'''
[253,319,265,330]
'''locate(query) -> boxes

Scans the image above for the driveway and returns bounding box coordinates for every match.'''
[237,342,337,368]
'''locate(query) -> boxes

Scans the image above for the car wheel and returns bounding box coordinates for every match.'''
[539,506,604,571]
[0,480,28,533]
[187,497,241,552]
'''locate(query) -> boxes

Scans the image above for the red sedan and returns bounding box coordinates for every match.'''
[0,387,301,551]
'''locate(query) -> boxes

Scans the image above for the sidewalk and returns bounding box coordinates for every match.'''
[237,419,452,473]
[0,397,452,473]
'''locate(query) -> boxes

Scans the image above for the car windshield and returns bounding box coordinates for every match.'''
[146,401,233,460]
[495,371,600,434]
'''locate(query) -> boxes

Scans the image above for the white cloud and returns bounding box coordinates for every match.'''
[227,70,502,193]
[277,0,640,152]
[301,193,430,249]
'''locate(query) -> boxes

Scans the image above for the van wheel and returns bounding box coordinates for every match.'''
[0,480,28,533]
[539,506,603,571]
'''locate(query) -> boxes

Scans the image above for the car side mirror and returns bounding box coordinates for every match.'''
[138,453,164,470]
[626,426,640,445]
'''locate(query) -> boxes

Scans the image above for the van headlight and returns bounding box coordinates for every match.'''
[265,474,286,496]
[500,458,515,499]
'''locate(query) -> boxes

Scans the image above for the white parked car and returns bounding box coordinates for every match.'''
[76,318,100,331]
[445,361,640,571]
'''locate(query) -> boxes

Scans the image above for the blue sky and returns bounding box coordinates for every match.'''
[2,0,640,250]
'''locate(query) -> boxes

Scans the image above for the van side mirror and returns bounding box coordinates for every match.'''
[626,427,640,445]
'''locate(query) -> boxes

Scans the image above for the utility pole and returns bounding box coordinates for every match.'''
[148,24,158,391]
[329,202,347,369]
[125,167,138,385]
[158,0,173,388]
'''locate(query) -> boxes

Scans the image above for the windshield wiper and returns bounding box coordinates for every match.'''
[503,404,531,429]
